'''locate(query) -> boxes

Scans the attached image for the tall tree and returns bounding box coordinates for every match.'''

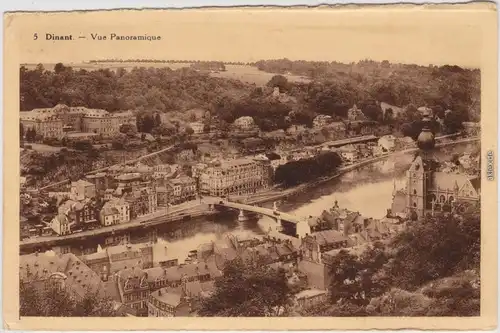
[199,258,292,317]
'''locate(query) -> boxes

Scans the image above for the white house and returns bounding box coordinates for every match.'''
[313,115,333,129]
[338,144,358,162]
[100,205,120,227]
[378,135,396,152]
[233,116,255,130]
[188,121,205,134]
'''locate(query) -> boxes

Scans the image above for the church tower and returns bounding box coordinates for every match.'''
[406,109,436,220]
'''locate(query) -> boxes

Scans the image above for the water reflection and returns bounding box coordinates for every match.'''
[49,142,477,261]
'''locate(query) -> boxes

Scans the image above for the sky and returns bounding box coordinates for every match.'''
[5,4,493,68]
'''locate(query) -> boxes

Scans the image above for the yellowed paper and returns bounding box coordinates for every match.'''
[4,4,498,330]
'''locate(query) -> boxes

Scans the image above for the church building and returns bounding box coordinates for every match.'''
[392,110,480,220]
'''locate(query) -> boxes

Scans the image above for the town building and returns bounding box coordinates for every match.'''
[399,110,480,220]
[82,243,154,281]
[233,116,256,130]
[58,199,99,227]
[147,287,191,317]
[338,144,358,163]
[347,104,366,121]
[107,197,131,224]
[378,135,396,152]
[116,267,150,315]
[294,289,328,309]
[191,163,208,179]
[114,173,144,192]
[199,158,271,197]
[108,258,221,316]
[156,185,174,206]
[188,121,205,134]
[50,213,73,235]
[20,252,105,301]
[300,230,350,263]
[85,172,108,195]
[124,187,157,219]
[169,176,196,204]
[20,105,136,139]
[20,111,64,139]
[70,179,96,201]
[312,115,333,129]
[100,204,121,227]
[81,109,119,137]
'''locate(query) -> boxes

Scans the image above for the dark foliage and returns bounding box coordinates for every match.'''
[274,151,342,187]
[20,281,117,317]
[198,258,292,317]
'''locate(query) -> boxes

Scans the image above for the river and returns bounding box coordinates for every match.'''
[35,142,477,260]
[154,142,478,262]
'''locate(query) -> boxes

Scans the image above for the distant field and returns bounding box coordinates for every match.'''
[211,65,311,86]
[22,62,192,71]
[21,62,311,86]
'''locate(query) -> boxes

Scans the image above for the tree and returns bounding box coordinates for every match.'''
[119,123,137,137]
[383,108,394,123]
[362,103,383,122]
[198,258,292,317]
[185,126,194,136]
[386,210,480,290]
[154,113,162,127]
[20,123,25,142]
[25,127,36,142]
[267,75,290,92]
[328,250,366,305]
[20,280,118,317]
[54,63,66,74]
[141,115,155,133]
[443,111,465,134]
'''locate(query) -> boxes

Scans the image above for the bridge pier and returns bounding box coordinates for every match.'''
[238,209,249,222]
[273,201,278,212]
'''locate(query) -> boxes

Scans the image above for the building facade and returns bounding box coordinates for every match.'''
[199,158,271,197]
[70,180,97,201]
[404,111,481,220]
[20,104,136,139]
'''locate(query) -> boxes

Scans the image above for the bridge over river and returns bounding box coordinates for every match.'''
[205,197,312,237]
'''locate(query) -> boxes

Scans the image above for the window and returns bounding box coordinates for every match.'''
[413,189,417,195]
[413,203,417,207]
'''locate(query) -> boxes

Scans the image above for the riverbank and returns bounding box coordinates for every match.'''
[244,136,480,206]
[20,136,478,251]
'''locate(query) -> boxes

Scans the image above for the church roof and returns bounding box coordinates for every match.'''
[432,172,476,192]
[469,176,481,191]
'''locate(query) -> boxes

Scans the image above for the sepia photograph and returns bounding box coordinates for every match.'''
[3,5,498,331]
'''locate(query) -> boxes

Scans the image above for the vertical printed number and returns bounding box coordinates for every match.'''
[486,150,494,181]
[33,33,38,40]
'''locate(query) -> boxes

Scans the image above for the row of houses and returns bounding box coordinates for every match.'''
[47,164,199,235]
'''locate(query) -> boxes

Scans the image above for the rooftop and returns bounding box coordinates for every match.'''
[151,289,182,307]
[294,288,327,299]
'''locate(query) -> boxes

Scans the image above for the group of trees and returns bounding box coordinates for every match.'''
[312,208,480,316]
[21,124,40,142]
[198,208,480,318]
[198,258,292,317]
[21,60,479,141]
[190,61,226,72]
[20,281,118,317]
[20,63,250,113]
[255,59,480,122]
[274,151,343,187]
